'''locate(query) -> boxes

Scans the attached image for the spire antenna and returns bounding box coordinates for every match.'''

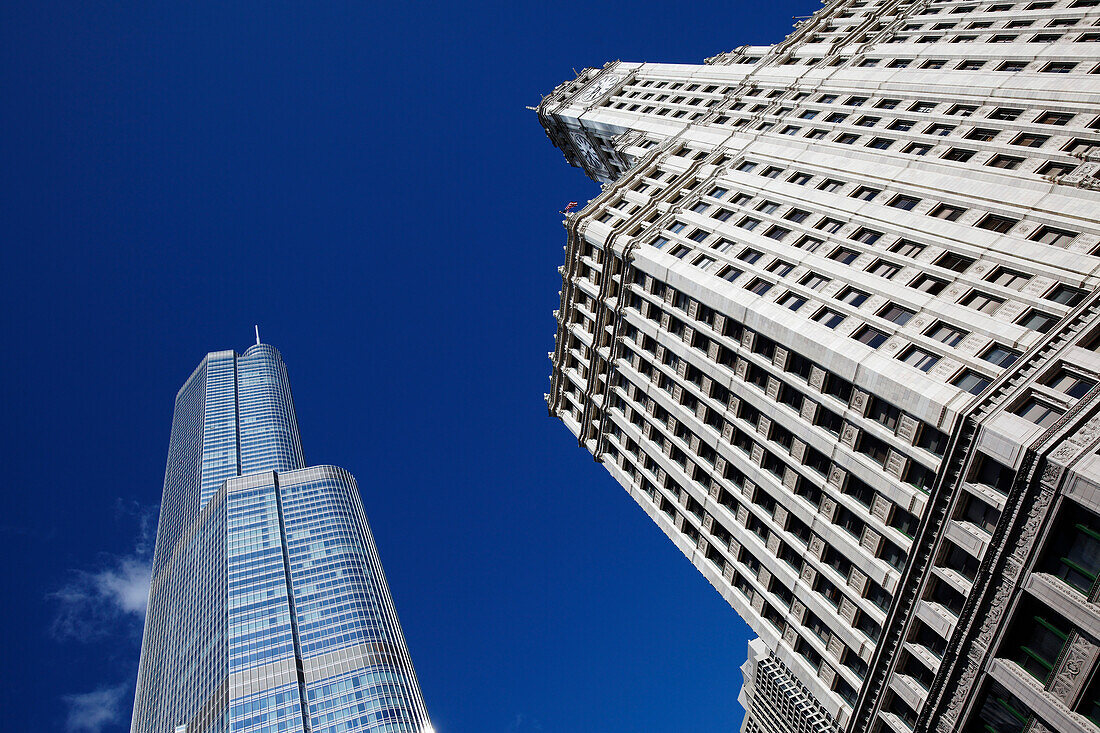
[254,325,260,345]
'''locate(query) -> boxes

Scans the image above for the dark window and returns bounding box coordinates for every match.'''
[853,326,889,348]
[981,343,1021,368]
[1041,506,1100,594]
[976,214,1019,233]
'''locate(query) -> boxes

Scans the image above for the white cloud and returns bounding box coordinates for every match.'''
[51,504,156,641]
[51,555,152,640]
[63,684,128,732]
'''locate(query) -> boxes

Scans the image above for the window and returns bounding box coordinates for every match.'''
[1011,133,1050,148]
[778,292,807,311]
[668,244,692,259]
[1038,161,1078,176]
[889,194,922,210]
[814,308,845,328]
[736,161,758,172]
[898,345,939,372]
[889,119,915,131]
[926,123,955,136]
[989,107,1023,121]
[856,115,881,127]
[764,226,791,242]
[784,208,811,223]
[953,369,991,395]
[761,166,783,178]
[948,104,978,117]
[867,137,894,150]
[867,259,901,278]
[738,217,761,231]
[930,203,966,221]
[976,214,1019,233]
[1041,508,1100,593]
[966,128,998,141]
[836,133,860,144]
[1047,284,1086,306]
[1015,397,1063,427]
[1047,369,1096,398]
[1002,604,1071,683]
[818,179,844,192]
[890,239,925,257]
[851,227,882,244]
[788,172,812,185]
[746,278,773,295]
[911,274,948,294]
[767,259,795,276]
[738,248,763,264]
[982,343,1021,368]
[852,186,881,201]
[1036,111,1074,126]
[879,303,914,325]
[903,142,932,155]
[795,235,823,252]
[829,247,859,265]
[997,60,1028,71]
[1042,61,1078,73]
[838,287,870,307]
[910,101,937,113]
[942,147,976,162]
[962,290,1005,314]
[988,267,1031,290]
[1031,226,1078,248]
[926,322,968,346]
[801,273,830,290]
[719,266,743,282]
[854,326,889,348]
[1018,309,1059,333]
[958,60,986,70]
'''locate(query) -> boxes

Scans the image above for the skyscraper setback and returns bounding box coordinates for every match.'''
[132,342,430,733]
[537,1,1100,732]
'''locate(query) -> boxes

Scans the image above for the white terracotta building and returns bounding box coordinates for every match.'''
[536,1,1100,731]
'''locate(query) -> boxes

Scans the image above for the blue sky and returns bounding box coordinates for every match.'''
[1,2,812,730]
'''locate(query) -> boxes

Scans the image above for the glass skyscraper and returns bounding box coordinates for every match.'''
[132,342,431,733]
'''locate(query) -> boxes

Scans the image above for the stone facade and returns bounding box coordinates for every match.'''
[536,0,1100,731]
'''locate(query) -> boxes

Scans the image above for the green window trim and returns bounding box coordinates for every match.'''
[994,696,1030,724]
[1020,646,1055,673]
[1059,557,1098,588]
[1034,615,1069,641]
[1075,522,1100,542]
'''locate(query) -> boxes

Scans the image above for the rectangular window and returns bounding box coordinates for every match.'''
[982,343,1021,368]
[988,267,1031,290]
[854,326,889,348]
[962,290,1005,314]
[900,346,940,371]
[930,204,966,221]
[953,369,991,395]
[889,194,922,210]
[926,321,968,346]
[976,214,1019,233]
[813,308,845,328]
[878,303,914,324]
[829,247,859,264]
[1031,226,1078,247]
[911,274,948,294]
[867,259,901,278]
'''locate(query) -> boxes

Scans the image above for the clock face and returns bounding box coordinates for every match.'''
[578,73,622,104]
[570,131,606,174]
